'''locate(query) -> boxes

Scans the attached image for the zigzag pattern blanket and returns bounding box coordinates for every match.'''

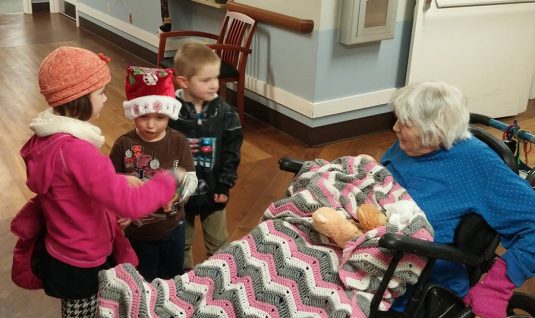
[98,155,434,318]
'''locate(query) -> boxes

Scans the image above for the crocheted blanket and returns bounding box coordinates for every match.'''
[98,155,434,318]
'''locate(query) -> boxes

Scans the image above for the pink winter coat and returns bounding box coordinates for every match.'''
[11,195,44,289]
[20,133,176,268]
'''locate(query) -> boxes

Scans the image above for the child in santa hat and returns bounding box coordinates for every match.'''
[110,65,198,282]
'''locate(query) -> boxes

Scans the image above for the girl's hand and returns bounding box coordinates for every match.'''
[117,217,132,229]
[214,193,228,203]
[125,175,144,187]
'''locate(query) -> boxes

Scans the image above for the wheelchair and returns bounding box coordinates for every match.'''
[470,113,535,187]
[278,125,535,318]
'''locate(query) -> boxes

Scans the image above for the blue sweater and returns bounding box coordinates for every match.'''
[381,136,535,299]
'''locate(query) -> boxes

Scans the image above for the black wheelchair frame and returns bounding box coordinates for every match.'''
[470,113,535,187]
[278,126,535,318]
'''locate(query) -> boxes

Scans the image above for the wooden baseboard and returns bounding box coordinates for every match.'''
[78,17,394,146]
[224,89,395,147]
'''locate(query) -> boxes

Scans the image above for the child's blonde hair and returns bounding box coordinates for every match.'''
[173,42,220,78]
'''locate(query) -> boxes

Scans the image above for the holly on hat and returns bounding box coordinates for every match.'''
[123,66,181,120]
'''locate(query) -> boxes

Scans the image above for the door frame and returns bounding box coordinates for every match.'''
[22,0,61,14]
[22,0,32,13]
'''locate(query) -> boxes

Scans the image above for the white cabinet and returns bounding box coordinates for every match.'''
[406,0,535,117]
[338,0,398,45]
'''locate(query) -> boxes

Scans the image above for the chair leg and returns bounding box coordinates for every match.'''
[237,79,245,126]
[219,80,227,101]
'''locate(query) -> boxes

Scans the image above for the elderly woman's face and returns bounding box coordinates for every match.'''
[393,120,438,156]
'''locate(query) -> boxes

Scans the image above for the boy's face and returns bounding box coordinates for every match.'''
[134,113,169,142]
[178,61,220,104]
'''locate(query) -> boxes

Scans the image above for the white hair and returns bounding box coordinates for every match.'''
[390,81,471,149]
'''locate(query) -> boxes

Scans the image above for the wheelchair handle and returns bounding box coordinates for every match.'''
[469,113,492,125]
[278,156,305,174]
[455,307,475,318]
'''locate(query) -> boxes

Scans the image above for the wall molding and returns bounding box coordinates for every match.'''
[76,2,160,48]
[79,16,157,64]
[224,89,395,146]
[49,0,59,13]
[23,0,32,13]
[244,75,395,119]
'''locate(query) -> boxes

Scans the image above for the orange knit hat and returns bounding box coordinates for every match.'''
[38,46,111,107]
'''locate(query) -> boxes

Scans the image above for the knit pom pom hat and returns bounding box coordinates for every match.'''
[123,66,181,120]
[38,46,111,107]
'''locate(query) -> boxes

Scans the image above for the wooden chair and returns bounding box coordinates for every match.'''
[157,11,257,125]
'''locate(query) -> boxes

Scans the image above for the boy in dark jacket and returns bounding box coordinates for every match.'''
[168,42,243,270]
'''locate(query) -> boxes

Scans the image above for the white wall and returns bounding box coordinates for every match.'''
[532,66,535,99]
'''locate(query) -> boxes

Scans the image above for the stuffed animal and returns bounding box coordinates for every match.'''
[356,203,388,232]
[312,204,388,248]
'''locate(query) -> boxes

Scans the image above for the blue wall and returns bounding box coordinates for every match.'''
[75,0,414,127]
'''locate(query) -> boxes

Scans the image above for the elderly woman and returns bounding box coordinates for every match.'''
[380,81,535,318]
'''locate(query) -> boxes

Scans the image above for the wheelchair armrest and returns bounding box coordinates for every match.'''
[378,233,483,267]
[278,156,305,174]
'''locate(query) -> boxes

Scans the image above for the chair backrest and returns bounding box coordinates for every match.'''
[214,11,257,74]
[156,11,256,72]
[470,126,518,174]
[454,214,500,286]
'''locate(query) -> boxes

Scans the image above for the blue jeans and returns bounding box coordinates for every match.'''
[128,222,185,282]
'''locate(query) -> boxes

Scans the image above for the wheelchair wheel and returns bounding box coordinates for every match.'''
[507,292,535,317]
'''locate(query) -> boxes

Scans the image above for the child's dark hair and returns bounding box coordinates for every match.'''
[53,94,93,121]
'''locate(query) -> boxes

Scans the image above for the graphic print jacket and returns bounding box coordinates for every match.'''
[168,91,243,215]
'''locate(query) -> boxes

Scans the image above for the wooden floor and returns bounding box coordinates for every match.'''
[1,12,534,317]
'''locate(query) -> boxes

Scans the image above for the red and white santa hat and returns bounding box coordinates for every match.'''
[123,66,181,120]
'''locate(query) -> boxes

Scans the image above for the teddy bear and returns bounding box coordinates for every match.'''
[312,204,388,248]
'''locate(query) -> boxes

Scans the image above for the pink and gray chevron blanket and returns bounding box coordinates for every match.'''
[98,155,434,318]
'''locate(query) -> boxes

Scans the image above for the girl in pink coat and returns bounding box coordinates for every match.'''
[19,46,178,317]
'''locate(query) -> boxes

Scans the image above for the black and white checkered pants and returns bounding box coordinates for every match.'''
[61,295,97,318]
